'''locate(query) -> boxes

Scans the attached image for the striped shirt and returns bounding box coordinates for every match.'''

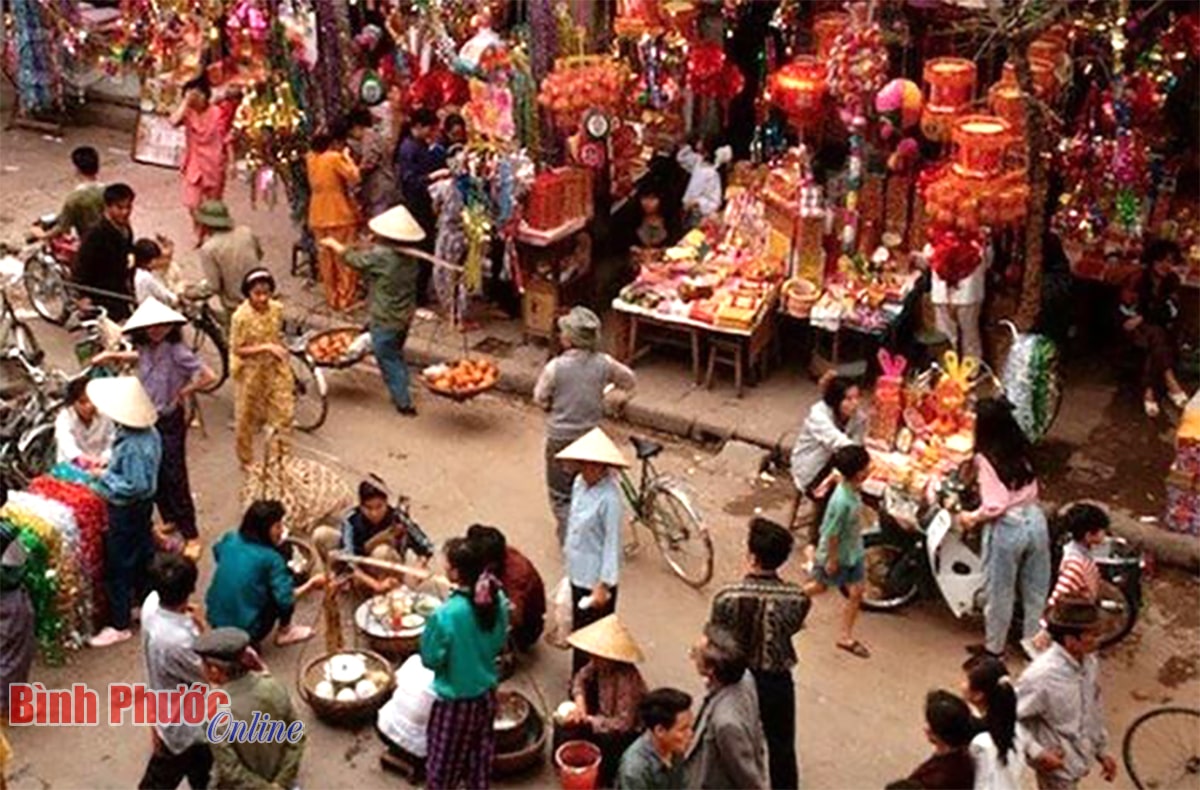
[1047,541,1100,610]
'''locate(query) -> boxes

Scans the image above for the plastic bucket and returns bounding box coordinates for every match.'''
[554,740,601,790]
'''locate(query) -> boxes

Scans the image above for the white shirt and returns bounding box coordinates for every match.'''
[678,146,724,218]
[790,401,867,490]
[970,730,1027,790]
[54,405,115,465]
[376,655,437,757]
[1017,643,1109,785]
[134,268,179,306]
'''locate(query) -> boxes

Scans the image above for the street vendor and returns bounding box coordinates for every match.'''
[312,476,435,594]
[535,306,636,544]
[789,373,867,548]
[558,614,648,788]
[1122,239,1190,417]
[54,376,114,468]
[557,427,629,675]
[677,135,732,228]
[319,204,424,416]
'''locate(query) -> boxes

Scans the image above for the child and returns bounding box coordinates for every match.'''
[132,238,181,307]
[677,135,732,228]
[804,444,872,658]
[45,145,104,240]
[634,189,669,250]
[1031,502,1108,651]
[963,654,1026,790]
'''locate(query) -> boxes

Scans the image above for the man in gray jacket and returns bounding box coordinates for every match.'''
[683,624,769,790]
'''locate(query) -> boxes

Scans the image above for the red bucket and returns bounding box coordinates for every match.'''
[554,740,601,790]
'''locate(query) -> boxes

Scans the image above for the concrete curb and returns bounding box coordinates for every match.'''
[284,316,1200,574]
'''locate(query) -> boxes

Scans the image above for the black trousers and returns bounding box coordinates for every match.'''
[570,584,618,675]
[138,741,212,789]
[753,668,798,790]
[156,408,198,540]
[105,499,155,630]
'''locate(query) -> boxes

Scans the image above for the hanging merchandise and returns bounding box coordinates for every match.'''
[538,56,633,130]
[1001,332,1061,444]
[920,57,976,142]
[768,56,828,135]
[10,0,64,116]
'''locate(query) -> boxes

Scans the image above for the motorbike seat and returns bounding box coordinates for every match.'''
[631,437,663,460]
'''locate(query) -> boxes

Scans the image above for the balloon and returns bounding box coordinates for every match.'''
[875,78,922,129]
[687,42,728,98]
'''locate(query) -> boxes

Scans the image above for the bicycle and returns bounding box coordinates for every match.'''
[0,252,44,363]
[1122,706,1200,790]
[618,436,713,588]
[178,290,229,394]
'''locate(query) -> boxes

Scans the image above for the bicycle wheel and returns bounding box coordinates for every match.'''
[647,483,712,588]
[290,352,328,432]
[16,422,56,483]
[854,531,921,611]
[22,255,69,325]
[1123,706,1200,790]
[1097,578,1138,650]
[187,318,228,393]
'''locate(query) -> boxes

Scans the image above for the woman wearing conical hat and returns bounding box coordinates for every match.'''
[556,427,629,675]
[83,377,163,648]
[93,297,217,560]
[560,614,648,787]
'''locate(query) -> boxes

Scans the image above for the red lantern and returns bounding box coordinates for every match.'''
[687,42,727,98]
[951,115,1013,180]
[988,80,1025,133]
[1002,57,1057,100]
[769,56,827,131]
[921,57,976,142]
[813,12,848,59]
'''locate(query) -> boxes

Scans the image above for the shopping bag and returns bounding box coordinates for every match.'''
[544,577,573,649]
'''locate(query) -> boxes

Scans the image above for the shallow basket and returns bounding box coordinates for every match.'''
[419,376,498,403]
[305,327,370,369]
[298,650,395,726]
[493,692,547,778]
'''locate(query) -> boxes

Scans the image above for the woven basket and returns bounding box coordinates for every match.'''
[241,436,355,536]
[298,649,396,726]
[306,327,370,369]
[783,278,820,318]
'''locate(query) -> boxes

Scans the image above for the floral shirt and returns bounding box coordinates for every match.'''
[709,572,811,673]
[571,659,646,735]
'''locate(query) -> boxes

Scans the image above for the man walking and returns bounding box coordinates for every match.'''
[709,517,810,789]
[319,204,423,415]
[1017,598,1118,789]
[139,554,211,789]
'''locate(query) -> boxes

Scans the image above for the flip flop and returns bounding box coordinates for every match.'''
[275,625,315,646]
[837,640,871,659]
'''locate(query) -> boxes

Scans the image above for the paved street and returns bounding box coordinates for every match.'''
[1,126,1198,789]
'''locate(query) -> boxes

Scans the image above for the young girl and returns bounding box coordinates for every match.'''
[229,268,293,469]
[420,537,510,790]
[962,654,1028,790]
[131,238,180,307]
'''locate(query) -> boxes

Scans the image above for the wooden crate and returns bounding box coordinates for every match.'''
[522,278,559,340]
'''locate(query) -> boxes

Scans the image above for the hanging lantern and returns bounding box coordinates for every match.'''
[951,115,1013,180]
[812,12,849,59]
[1002,57,1058,100]
[769,55,827,132]
[921,57,976,141]
[988,80,1025,132]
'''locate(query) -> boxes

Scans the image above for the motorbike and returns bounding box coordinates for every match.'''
[853,471,1143,651]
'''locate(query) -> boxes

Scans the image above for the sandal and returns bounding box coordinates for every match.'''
[274,625,315,646]
[837,640,871,659]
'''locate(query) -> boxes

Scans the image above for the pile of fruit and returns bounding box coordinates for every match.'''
[422,358,499,399]
[306,328,369,367]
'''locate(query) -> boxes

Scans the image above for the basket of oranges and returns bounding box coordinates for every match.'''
[420,358,500,402]
[306,327,371,369]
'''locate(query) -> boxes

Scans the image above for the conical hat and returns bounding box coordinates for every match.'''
[555,427,629,468]
[368,204,427,243]
[87,376,158,428]
[122,297,186,333]
[566,614,644,664]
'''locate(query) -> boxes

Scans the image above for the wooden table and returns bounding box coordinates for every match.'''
[613,294,779,396]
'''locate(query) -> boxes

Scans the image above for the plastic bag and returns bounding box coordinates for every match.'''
[544,577,573,649]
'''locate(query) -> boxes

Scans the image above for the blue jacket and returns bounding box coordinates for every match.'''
[99,426,161,505]
[205,531,294,637]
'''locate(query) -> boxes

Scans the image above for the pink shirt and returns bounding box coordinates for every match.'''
[182,105,229,188]
[975,454,1038,521]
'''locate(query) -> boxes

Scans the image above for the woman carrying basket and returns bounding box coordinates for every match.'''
[230,268,294,470]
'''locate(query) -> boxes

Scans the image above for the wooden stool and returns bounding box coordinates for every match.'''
[705,337,746,397]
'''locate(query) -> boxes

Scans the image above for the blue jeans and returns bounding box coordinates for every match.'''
[983,503,1051,654]
[370,325,413,409]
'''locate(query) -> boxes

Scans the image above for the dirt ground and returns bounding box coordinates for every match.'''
[0,126,1198,789]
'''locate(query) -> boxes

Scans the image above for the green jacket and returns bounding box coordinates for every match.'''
[420,589,510,700]
[343,245,420,330]
[212,671,305,789]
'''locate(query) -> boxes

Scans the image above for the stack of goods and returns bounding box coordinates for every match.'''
[1166,392,1200,536]
[524,168,594,232]
[616,197,783,330]
[538,56,633,130]
[921,115,1030,235]
[864,352,978,500]
[29,470,110,631]
[808,251,920,333]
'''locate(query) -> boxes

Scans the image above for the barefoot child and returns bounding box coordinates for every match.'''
[804,445,872,658]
